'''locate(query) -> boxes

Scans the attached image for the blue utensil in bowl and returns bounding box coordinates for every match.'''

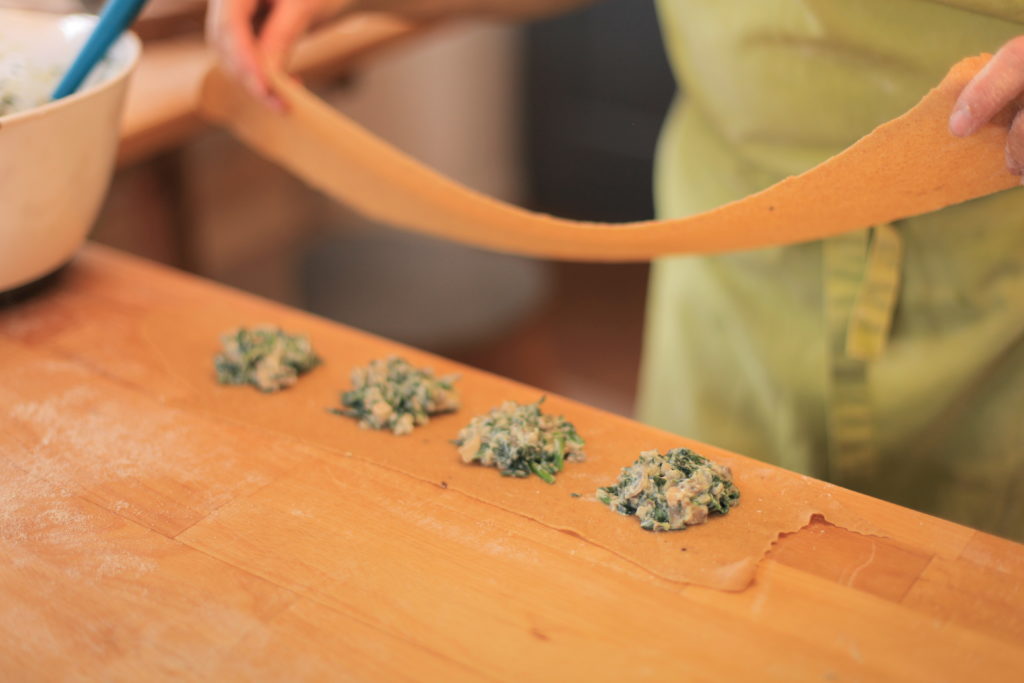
[52,0,148,100]
[0,8,141,298]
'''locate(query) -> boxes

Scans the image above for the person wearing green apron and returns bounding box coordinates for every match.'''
[208,0,1024,540]
[640,1,1024,541]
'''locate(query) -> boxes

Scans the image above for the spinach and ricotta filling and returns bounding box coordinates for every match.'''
[455,399,584,484]
[597,448,739,531]
[0,84,41,117]
[0,62,62,117]
[214,325,320,392]
[0,92,18,116]
[334,356,460,435]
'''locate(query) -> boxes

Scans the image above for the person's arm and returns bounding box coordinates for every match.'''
[206,0,596,109]
[949,36,1024,176]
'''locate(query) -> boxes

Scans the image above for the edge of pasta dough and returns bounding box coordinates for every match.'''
[200,54,1018,262]
[136,303,973,592]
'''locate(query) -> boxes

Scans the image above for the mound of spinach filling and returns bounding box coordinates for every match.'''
[455,398,584,484]
[597,448,739,531]
[214,325,320,392]
[334,356,460,435]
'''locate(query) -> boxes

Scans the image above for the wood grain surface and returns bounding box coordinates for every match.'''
[1,245,1022,681]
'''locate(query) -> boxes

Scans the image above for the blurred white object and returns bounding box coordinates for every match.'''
[306,23,550,349]
[303,228,551,351]
[0,8,140,293]
[329,22,525,203]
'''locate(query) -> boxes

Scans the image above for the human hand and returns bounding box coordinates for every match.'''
[207,0,356,110]
[207,0,593,109]
[949,37,1024,177]
[205,0,477,110]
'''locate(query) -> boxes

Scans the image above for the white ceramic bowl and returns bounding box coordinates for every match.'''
[0,9,140,294]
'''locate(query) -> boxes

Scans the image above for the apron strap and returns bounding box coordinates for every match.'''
[823,224,904,483]
[847,223,904,361]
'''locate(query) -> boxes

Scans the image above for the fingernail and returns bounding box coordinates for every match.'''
[949,103,974,136]
[268,94,288,114]
[1006,147,1023,175]
[243,73,264,98]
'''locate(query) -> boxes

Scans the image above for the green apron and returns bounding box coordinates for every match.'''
[639,0,1024,539]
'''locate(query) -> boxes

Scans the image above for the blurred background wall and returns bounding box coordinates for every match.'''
[11,0,675,416]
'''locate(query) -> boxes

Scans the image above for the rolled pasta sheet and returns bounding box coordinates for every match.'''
[200,54,1018,262]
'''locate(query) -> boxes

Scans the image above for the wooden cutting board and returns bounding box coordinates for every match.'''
[1,245,1022,680]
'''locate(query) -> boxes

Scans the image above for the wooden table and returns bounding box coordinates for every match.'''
[1,245,1023,681]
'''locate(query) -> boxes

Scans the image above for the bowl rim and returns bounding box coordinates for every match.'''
[0,8,142,126]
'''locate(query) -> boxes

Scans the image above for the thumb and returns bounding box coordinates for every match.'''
[207,0,271,99]
[950,37,1024,137]
[258,0,323,73]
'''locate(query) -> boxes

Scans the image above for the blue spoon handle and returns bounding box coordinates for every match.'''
[52,0,148,100]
